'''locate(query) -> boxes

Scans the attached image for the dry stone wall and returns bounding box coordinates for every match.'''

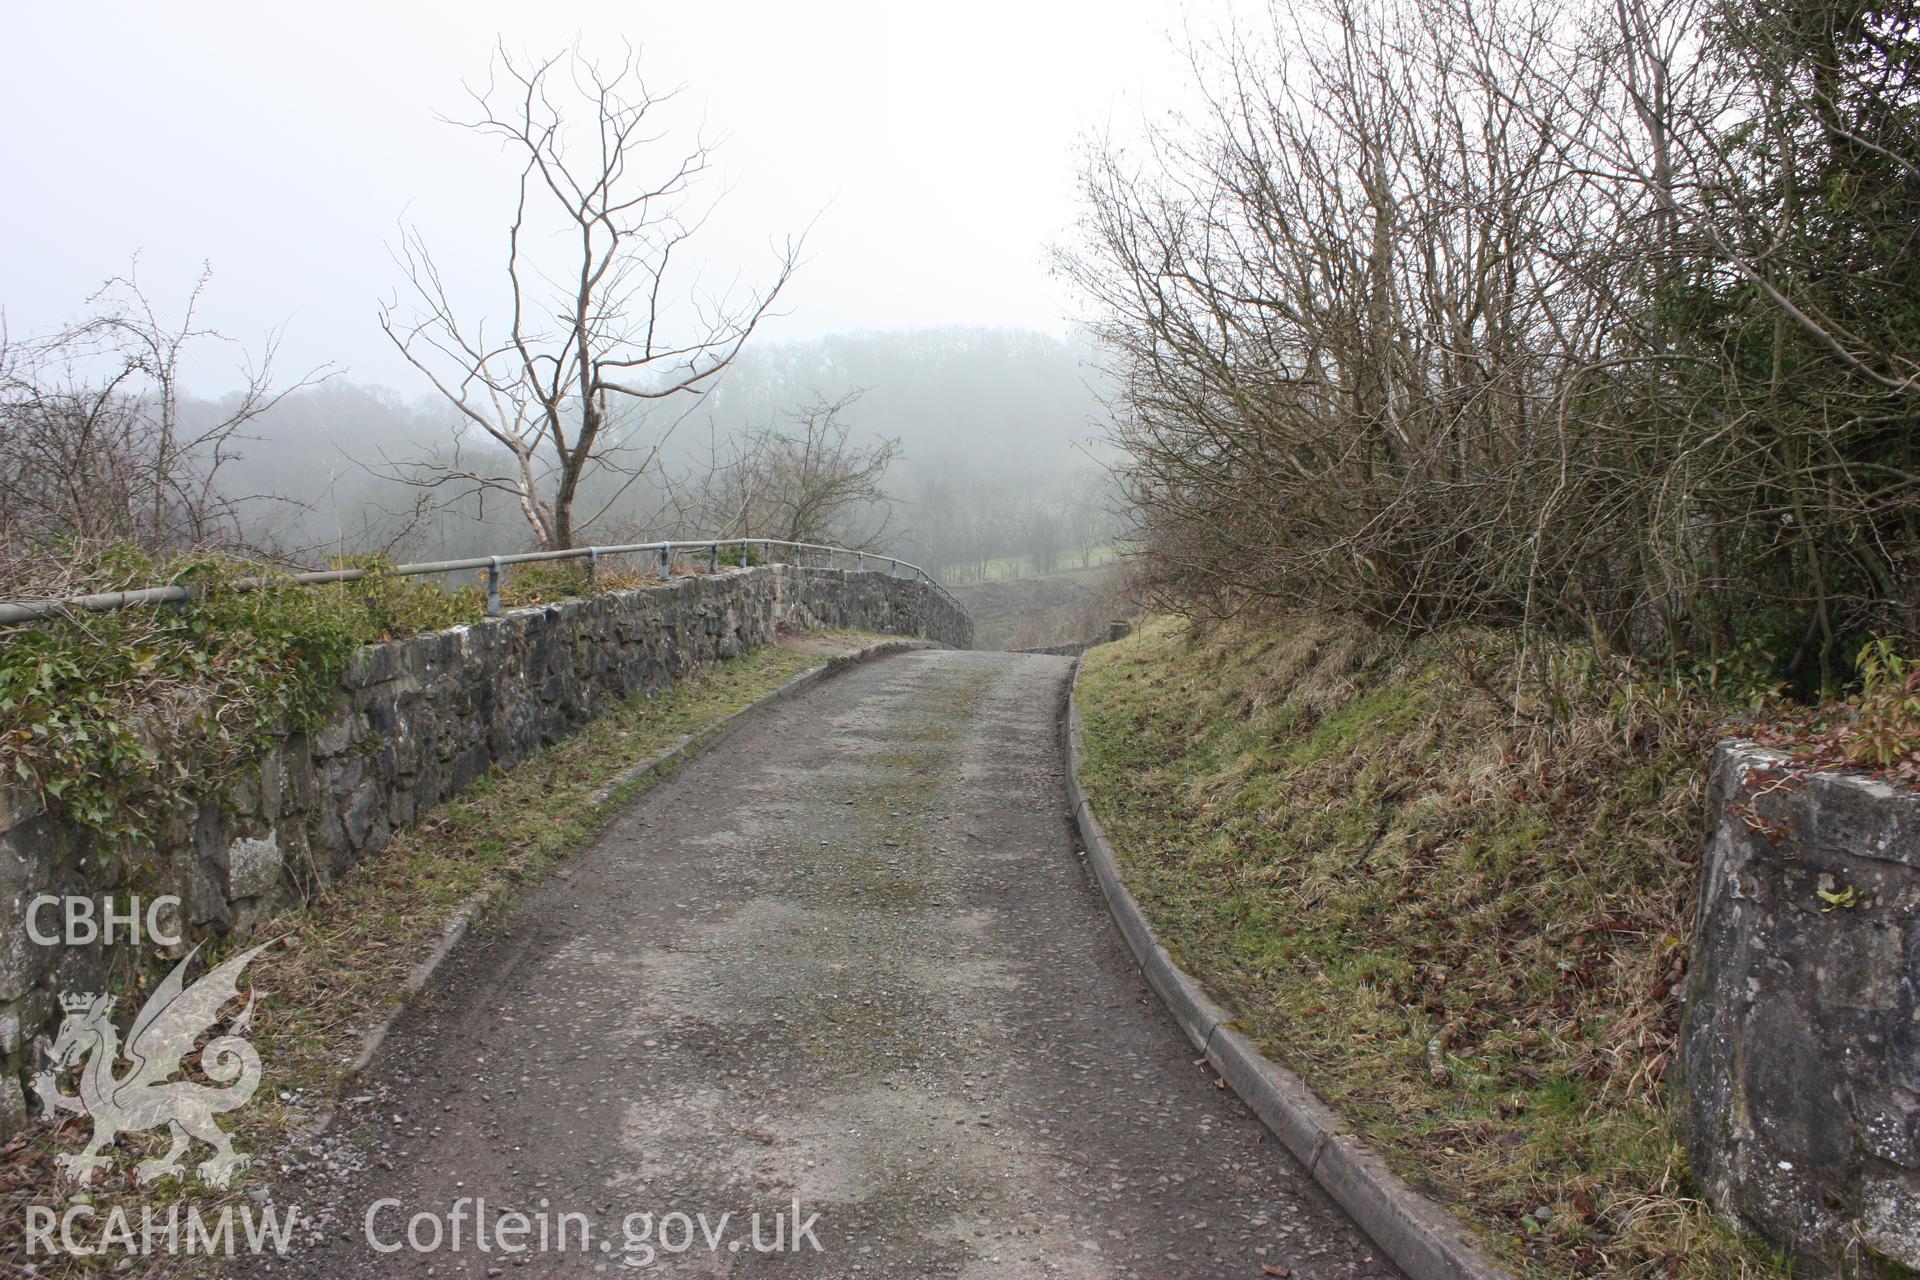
[0,565,969,1131]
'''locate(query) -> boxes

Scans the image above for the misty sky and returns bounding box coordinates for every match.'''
[2,0,1231,393]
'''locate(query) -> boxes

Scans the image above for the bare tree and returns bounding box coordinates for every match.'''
[1061,467,1114,568]
[380,42,800,550]
[1062,0,1920,687]
[687,391,902,547]
[0,263,322,587]
[1021,503,1065,576]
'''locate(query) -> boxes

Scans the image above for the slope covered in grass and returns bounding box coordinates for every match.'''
[1075,615,1787,1279]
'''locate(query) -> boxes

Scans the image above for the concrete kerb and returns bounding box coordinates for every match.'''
[312,637,938,1134]
[1062,659,1517,1280]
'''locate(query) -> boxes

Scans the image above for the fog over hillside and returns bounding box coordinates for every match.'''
[202,326,1120,579]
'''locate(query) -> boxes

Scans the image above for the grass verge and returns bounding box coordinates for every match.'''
[0,629,886,1276]
[1074,614,1791,1280]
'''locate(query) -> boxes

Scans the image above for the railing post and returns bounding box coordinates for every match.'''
[486,557,503,616]
[586,547,599,590]
[856,551,865,571]
[709,542,719,573]
[890,558,898,576]
[658,545,671,580]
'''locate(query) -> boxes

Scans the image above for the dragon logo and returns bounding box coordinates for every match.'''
[31,943,270,1188]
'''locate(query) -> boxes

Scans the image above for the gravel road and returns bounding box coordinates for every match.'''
[252,648,1400,1279]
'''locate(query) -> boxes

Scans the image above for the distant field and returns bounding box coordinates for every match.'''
[946,561,1123,649]
[941,545,1118,584]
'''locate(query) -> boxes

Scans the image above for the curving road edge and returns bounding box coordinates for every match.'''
[1063,658,1518,1280]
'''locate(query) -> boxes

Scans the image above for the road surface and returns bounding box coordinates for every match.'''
[258,649,1400,1279]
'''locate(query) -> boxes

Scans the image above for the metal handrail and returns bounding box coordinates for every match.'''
[0,538,965,626]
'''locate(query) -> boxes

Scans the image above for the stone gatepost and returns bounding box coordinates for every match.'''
[1681,742,1920,1272]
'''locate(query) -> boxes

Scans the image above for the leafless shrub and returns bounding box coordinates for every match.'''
[1063,0,1920,687]
[679,391,902,548]
[0,265,322,594]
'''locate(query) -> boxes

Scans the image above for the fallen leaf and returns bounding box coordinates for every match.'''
[1260,1265,1292,1277]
